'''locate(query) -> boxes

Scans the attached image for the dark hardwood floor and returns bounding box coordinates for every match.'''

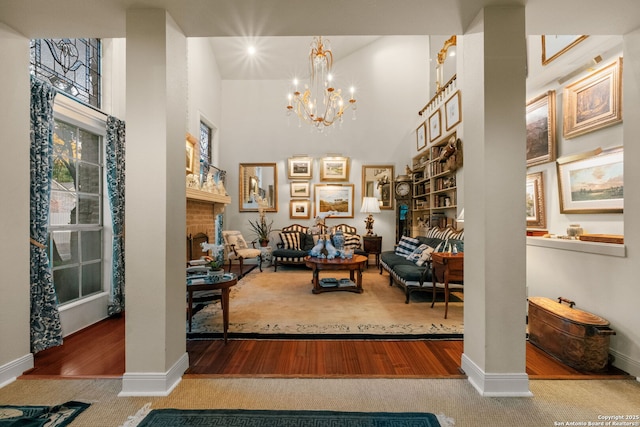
[22,313,632,380]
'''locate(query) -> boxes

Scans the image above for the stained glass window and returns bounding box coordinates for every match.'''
[30,38,101,108]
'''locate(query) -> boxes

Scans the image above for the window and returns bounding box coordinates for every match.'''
[30,38,101,108]
[49,119,104,305]
[199,121,212,166]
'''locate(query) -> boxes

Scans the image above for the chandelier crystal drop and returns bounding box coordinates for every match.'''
[286,36,357,130]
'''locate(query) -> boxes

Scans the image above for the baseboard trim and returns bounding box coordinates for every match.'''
[609,348,640,379]
[119,352,189,397]
[0,353,34,389]
[461,353,533,397]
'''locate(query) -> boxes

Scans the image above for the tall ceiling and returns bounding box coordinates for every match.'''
[2,0,639,38]
[2,0,637,83]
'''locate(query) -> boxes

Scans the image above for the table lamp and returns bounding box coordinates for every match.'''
[360,197,381,236]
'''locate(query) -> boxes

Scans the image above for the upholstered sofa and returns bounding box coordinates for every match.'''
[380,226,464,303]
[272,223,367,270]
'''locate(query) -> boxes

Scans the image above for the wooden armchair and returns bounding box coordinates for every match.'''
[221,230,262,278]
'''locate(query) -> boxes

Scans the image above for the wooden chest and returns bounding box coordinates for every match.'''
[528,297,615,372]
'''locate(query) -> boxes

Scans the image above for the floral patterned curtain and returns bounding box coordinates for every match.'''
[106,116,126,316]
[29,77,63,353]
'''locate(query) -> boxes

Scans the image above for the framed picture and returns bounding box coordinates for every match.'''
[541,35,588,65]
[362,165,394,210]
[314,184,354,218]
[290,199,311,219]
[290,181,310,198]
[186,133,196,173]
[557,146,623,214]
[526,172,546,229]
[444,91,461,131]
[526,90,556,167]
[287,157,313,179]
[416,122,427,151]
[429,109,441,142]
[563,57,623,139]
[320,156,350,181]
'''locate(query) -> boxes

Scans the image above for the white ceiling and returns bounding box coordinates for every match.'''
[1,0,637,84]
[206,36,382,80]
[2,0,640,38]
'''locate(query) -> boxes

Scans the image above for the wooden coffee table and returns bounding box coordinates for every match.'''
[304,255,368,294]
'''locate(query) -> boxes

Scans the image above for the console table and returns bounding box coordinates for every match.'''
[430,252,463,319]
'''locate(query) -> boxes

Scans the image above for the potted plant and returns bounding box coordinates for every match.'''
[202,244,225,279]
[248,213,274,247]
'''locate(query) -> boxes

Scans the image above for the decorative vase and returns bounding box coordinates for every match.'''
[567,224,584,237]
[259,239,270,247]
[208,268,225,282]
[333,229,345,252]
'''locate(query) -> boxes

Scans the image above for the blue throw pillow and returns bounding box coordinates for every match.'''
[395,235,420,257]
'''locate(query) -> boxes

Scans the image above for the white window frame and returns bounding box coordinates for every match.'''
[52,94,113,336]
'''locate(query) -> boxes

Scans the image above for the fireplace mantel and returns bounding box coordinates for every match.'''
[186,187,231,215]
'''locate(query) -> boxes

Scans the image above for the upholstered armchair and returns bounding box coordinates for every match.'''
[221,230,262,278]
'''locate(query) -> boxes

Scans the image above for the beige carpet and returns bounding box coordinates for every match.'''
[189,267,463,336]
[2,377,640,427]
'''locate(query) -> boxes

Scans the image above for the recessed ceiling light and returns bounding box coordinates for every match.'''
[247,46,256,56]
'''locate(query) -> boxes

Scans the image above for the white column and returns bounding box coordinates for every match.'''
[0,24,33,386]
[121,9,188,396]
[460,6,531,396]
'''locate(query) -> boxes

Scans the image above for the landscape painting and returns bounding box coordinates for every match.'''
[314,184,354,218]
[526,91,556,167]
[557,147,623,213]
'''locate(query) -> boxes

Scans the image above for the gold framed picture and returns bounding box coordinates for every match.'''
[541,35,588,66]
[287,157,313,180]
[186,133,196,173]
[444,91,461,131]
[416,122,426,151]
[290,199,311,219]
[526,172,546,229]
[556,146,623,214]
[563,57,623,139]
[290,181,310,198]
[320,156,350,181]
[429,109,441,142]
[526,90,556,167]
[314,184,354,218]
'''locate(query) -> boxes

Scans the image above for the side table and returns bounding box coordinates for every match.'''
[430,252,463,319]
[186,273,238,343]
[362,235,382,267]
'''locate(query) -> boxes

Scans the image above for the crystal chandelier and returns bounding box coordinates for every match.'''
[286,36,357,129]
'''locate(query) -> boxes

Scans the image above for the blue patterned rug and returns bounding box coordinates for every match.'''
[0,401,90,427]
[136,409,443,426]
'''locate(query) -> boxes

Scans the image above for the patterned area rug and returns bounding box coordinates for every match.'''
[136,409,446,427]
[0,401,90,427]
[188,268,463,338]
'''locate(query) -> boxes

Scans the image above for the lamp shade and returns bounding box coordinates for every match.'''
[360,197,381,214]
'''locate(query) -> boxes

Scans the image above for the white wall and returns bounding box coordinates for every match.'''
[525,35,640,376]
[187,38,222,164]
[219,36,430,251]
